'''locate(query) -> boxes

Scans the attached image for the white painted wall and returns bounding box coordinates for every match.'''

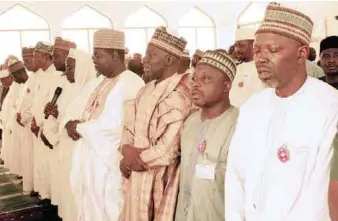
[0,1,337,57]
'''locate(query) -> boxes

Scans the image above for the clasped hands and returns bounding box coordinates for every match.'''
[120,144,149,179]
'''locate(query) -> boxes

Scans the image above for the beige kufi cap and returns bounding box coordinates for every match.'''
[198,50,236,82]
[93,29,125,50]
[22,47,35,57]
[256,2,313,45]
[8,57,25,74]
[182,49,190,58]
[35,41,53,55]
[235,28,256,41]
[54,37,76,51]
[149,26,187,57]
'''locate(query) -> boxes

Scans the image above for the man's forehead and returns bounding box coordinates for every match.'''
[254,33,296,47]
[235,40,250,45]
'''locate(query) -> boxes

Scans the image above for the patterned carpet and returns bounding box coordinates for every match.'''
[0,166,61,221]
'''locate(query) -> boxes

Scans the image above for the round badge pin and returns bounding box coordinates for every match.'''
[277,144,290,163]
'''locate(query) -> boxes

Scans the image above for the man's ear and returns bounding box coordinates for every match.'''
[297,45,309,64]
[166,54,176,66]
[112,51,119,61]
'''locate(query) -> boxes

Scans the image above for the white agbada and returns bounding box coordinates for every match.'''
[31,64,63,199]
[306,60,325,78]
[43,49,97,220]
[70,70,144,221]
[16,71,42,192]
[230,61,265,107]
[225,77,338,221]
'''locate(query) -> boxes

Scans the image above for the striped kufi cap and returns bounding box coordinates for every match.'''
[256,2,313,45]
[35,41,53,56]
[149,26,187,57]
[54,37,76,51]
[93,29,125,50]
[198,50,236,82]
[22,47,35,57]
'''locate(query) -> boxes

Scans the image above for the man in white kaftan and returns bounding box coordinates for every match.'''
[40,37,76,209]
[30,41,63,201]
[68,29,144,221]
[225,3,338,221]
[230,28,265,107]
[43,48,96,221]
[16,47,39,194]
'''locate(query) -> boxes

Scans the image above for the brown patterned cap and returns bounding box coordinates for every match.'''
[8,57,25,74]
[35,41,53,55]
[194,49,204,58]
[198,50,236,81]
[149,26,187,57]
[22,47,35,57]
[93,29,125,50]
[256,2,313,45]
[54,37,76,51]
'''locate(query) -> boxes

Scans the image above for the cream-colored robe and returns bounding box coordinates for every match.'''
[31,65,63,199]
[70,70,144,221]
[16,71,41,192]
[175,107,238,221]
[1,82,22,173]
[225,77,338,221]
[230,61,265,108]
[43,48,97,220]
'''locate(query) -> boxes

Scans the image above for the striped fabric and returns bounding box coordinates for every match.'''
[256,2,313,45]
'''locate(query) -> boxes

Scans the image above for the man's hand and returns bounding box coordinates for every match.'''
[40,130,53,149]
[122,144,148,172]
[31,117,39,137]
[44,103,59,119]
[65,120,82,141]
[16,113,24,127]
[120,159,131,179]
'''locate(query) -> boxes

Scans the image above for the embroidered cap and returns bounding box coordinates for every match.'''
[35,41,53,56]
[198,50,236,81]
[22,47,35,57]
[149,26,187,57]
[256,2,313,45]
[54,37,76,51]
[93,29,125,50]
[8,57,25,74]
[194,49,205,58]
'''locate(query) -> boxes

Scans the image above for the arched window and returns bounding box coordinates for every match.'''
[178,7,216,55]
[61,5,113,55]
[0,4,50,62]
[124,6,167,55]
[237,2,268,29]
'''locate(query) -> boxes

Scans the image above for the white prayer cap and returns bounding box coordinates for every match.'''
[235,28,256,41]
[0,70,9,78]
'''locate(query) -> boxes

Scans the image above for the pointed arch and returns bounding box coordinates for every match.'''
[124,6,167,56]
[0,4,50,62]
[61,5,113,54]
[178,7,216,55]
[237,2,268,28]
